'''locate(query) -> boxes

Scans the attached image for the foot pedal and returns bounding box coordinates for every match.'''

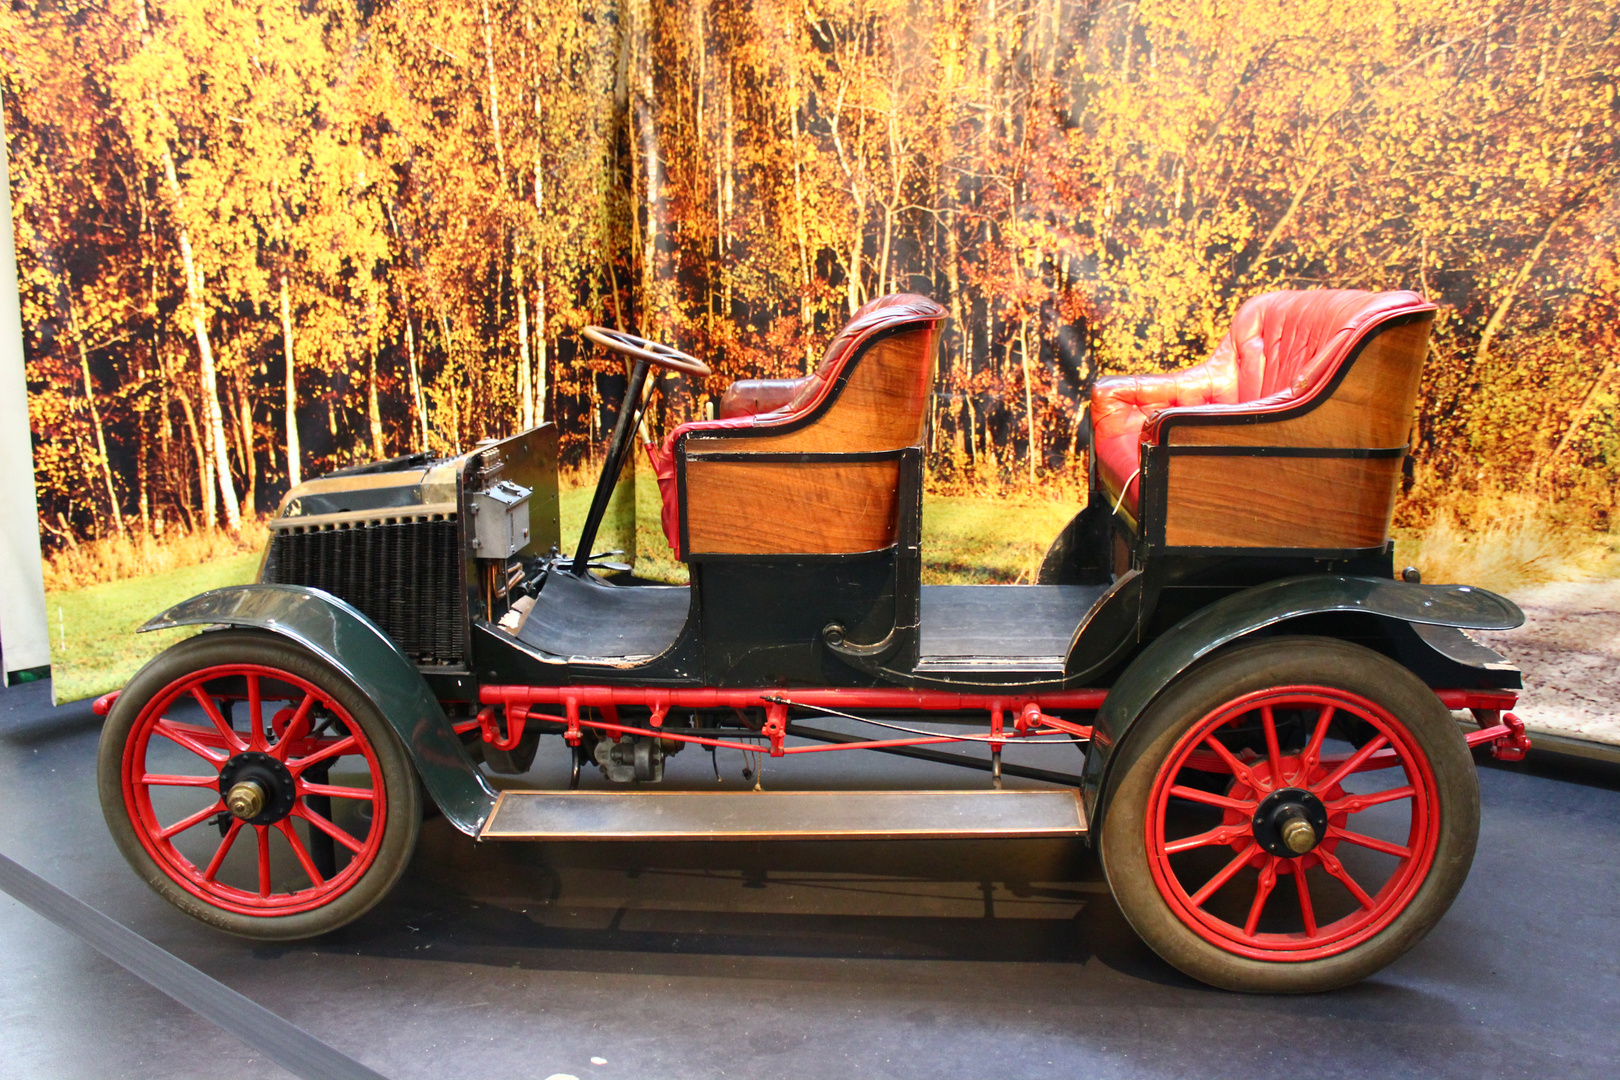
[479,789,1087,841]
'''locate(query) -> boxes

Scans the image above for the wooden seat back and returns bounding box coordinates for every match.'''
[1143,303,1436,551]
[677,312,943,557]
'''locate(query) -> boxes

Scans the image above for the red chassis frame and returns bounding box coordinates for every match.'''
[465,685,1531,764]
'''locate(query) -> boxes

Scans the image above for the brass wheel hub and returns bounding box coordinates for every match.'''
[1279,810,1318,854]
[217,751,297,826]
[1252,788,1329,858]
[226,780,267,820]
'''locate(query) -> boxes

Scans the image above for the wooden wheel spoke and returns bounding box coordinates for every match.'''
[1314,735,1391,793]
[141,773,220,788]
[1292,860,1319,937]
[155,720,229,764]
[1189,842,1258,908]
[1244,857,1280,937]
[1316,848,1376,909]
[1315,746,1402,777]
[191,688,247,754]
[192,687,247,753]
[202,819,243,882]
[157,799,225,840]
[297,781,374,801]
[1202,736,1266,793]
[1167,784,1254,814]
[1164,823,1250,855]
[271,693,319,763]
[276,819,326,888]
[1261,704,1285,788]
[295,805,365,855]
[1300,703,1334,780]
[247,675,267,752]
[1326,785,1415,815]
[289,734,358,774]
[255,825,272,898]
[1329,827,1412,859]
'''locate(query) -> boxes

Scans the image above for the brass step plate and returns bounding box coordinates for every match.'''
[479,789,1087,841]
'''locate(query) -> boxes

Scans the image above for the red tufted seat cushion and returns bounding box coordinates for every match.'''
[1090,289,1433,516]
[646,293,947,557]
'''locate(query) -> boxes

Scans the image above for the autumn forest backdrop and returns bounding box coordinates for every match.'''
[3,0,1619,695]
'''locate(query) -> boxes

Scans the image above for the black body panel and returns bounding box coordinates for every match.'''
[695,551,901,686]
[919,585,1104,661]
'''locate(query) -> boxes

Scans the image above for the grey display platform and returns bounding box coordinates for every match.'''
[2,677,1617,1079]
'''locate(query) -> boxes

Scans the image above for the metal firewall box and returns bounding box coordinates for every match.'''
[470,480,532,559]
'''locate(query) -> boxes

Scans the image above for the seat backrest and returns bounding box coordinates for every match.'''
[676,293,945,556]
[684,293,945,457]
[782,293,945,412]
[1195,289,1431,407]
[1143,290,1437,552]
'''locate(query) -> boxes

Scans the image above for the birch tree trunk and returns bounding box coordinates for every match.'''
[532,134,548,425]
[878,103,901,299]
[1019,315,1037,487]
[516,263,532,428]
[67,299,124,536]
[722,54,735,320]
[233,368,255,517]
[534,308,548,426]
[155,343,177,527]
[435,311,460,448]
[1475,205,1572,366]
[174,382,212,529]
[633,0,663,334]
[830,80,866,316]
[368,344,384,460]
[162,150,240,531]
[787,45,812,369]
[1544,353,1617,474]
[479,0,508,183]
[279,274,301,487]
[404,316,429,451]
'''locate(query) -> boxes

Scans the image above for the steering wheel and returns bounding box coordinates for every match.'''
[582,326,710,377]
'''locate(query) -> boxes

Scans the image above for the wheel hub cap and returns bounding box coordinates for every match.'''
[226,781,267,820]
[1252,787,1328,857]
[217,751,297,826]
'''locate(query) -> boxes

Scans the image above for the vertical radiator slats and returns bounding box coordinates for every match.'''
[263,516,462,665]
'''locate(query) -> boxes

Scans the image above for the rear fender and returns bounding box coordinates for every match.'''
[1082,575,1524,835]
[141,584,496,835]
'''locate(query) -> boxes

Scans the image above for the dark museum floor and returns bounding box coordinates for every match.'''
[2,678,1617,1080]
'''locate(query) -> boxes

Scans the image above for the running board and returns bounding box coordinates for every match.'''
[479,789,1087,841]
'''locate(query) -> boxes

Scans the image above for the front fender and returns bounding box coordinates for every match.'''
[1081,575,1524,834]
[142,584,496,835]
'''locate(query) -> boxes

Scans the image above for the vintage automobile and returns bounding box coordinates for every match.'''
[94,289,1532,992]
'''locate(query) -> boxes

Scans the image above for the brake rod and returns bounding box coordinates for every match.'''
[786,724,1084,788]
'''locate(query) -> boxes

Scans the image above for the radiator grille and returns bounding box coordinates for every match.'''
[264,513,463,665]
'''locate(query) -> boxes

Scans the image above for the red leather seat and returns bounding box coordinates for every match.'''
[648,293,947,557]
[1090,289,1434,517]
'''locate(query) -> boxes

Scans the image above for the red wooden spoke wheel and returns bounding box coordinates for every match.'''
[121,663,386,916]
[99,631,420,939]
[1145,686,1438,961]
[1100,637,1479,993]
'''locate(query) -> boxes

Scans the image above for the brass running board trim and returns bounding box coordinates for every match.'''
[479,789,1087,841]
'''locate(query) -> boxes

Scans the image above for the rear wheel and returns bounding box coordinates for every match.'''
[97,630,421,939]
[1099,636,1478,992]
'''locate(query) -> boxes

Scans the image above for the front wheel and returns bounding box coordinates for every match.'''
[97,630,421,939]
[1099,636,1479,992]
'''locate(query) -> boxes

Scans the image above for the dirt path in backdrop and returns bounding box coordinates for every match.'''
[1482,579,1620,746]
